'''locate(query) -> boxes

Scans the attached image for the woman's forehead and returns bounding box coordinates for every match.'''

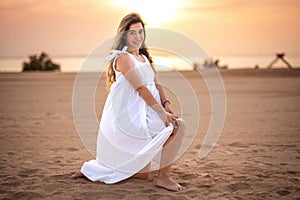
[129,22,143,30]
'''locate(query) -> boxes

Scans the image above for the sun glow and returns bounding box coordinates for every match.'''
[115,0,183,25]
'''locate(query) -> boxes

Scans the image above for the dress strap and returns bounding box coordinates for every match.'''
[104,46,128,72]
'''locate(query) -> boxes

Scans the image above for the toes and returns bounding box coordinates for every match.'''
[155,177,184,192]
[167,185,179,192]
[173,186,180,192]
[175,184,184,192]
[70,171,84,178]
[178,185,185,191]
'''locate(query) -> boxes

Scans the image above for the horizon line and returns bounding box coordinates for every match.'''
[0,52,300,59]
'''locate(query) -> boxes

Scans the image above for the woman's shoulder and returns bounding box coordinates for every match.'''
[115,53,134,72]
[116,53,132,65]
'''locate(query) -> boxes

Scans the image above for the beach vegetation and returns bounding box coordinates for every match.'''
[22,52,60,72]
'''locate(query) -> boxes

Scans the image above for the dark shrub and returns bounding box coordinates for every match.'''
[22,52,60,71]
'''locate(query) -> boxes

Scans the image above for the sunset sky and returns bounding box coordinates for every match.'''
[0,0,299,58]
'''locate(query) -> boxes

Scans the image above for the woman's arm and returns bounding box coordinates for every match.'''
[116,54,178,126]
[116,54,158,107]
[155,77,177,116]
[155,79,169,107]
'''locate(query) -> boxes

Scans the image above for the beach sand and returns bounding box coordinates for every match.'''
[0,69,299,199]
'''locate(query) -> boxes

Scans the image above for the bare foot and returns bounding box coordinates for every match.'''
[155,176,184,192]
[70,171,84,179]
[132,172,150,180]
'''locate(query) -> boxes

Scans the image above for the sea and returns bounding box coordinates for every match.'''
[0,54,299,73]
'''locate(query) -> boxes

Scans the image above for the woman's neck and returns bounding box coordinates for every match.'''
[128,49,139,56]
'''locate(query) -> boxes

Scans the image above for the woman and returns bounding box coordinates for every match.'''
[72,13,186,192]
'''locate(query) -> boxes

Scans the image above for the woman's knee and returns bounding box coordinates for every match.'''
[176,119,187,133]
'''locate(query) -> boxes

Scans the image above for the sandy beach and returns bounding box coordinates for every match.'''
[0,69,299,199]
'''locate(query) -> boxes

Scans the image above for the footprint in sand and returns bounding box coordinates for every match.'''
[181,173,198,180]
[50,147,63,151]
[65,147,79,152]
[286,170,298,175]
[228,142,249,148]
[18,169,40,178]
[15,191,44,199]
[195,183,211,189]
[148,193,182,200]
[1,179,21,187]
[7,151,15,155]
[276,189,291,196]
[47,174,70,180]
[227,182,251,192]
[256,173,270,179]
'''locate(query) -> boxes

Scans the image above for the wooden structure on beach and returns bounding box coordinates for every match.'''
[267,53,293,69]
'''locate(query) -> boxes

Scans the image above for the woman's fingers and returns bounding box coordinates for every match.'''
[152,104,180,127]
[165,113,180,127]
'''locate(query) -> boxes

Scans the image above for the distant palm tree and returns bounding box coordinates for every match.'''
[22,52,60,71]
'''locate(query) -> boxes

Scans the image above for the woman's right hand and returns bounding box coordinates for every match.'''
[164,111,180,127]
[151,104,179,127]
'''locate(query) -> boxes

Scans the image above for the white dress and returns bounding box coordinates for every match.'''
[81,49,174,184]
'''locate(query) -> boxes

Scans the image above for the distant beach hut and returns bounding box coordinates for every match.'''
[267,53,293,69]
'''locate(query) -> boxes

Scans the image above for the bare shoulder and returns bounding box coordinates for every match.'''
[116,53,130,62]
[116,53,133,73]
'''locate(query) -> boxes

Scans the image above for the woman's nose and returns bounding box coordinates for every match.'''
[135,34,140,40]
[135,33,142,41]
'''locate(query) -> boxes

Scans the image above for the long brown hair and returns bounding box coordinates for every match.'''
[106,13,154,91]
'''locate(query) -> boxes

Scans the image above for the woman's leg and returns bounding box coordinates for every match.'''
[132,163,151,180]
[156,120,186,191]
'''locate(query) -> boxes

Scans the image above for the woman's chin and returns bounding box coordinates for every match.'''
[128,45,142,51]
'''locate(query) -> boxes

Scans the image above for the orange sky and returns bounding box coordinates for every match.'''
[0,0,299,57]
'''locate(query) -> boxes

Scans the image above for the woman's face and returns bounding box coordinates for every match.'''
[126,22,144,51]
